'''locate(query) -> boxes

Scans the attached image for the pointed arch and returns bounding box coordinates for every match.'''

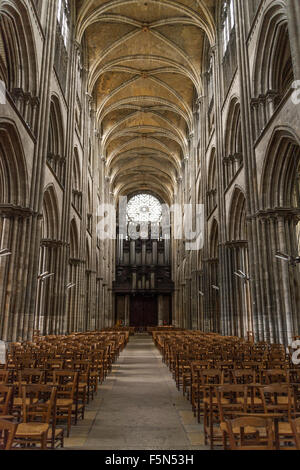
[86,238,91,270]
[0,0,38,95]
[41,185,60,240]
[210,218,219,259]
[261,127,300,210]
[47,96,64,157]
[223,97,243,187]
[207,147,217,215]
[208,148,217,192]
[70,218,79,260]
[224,97,242,156]
[47,95,65,185]
[72,147,81,192]
[228,186,247,242]
[253,2,294,102]
[0,120,28,206]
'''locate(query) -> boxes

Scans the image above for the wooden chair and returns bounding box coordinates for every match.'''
[90,351,105,384]
[260,384,296,447]
[183,359,210,400]
[0,385,14,416]
[290,417,300,450]
[12,370,44,418]
[288,369,300,384]
[199,370,224,437]
[217,385,250,449]
[0,371,9,384]
[232,369,257,385]
[52,371,78,437]
[0,418,17,450]
[262,369,288,385]
[72,360,90,404]
[15,385,56,449]
[225,416,275,450]
[202,383,245,449]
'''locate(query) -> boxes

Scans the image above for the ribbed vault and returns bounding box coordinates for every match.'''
[76,0,216,203]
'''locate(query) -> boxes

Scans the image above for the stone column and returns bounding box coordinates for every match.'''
[235,0,262,342]
[22,0,58,340]
[286,0,300,80]
[158,295,164,326]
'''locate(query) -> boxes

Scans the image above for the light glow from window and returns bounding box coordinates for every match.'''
[126,194,162,223]
[223,0,235,54]
[57,0,69,47]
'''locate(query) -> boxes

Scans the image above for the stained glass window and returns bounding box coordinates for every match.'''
[126,194,162,223]
[294,164,300,255]
[57,0,69,47]
[222,0,235,55]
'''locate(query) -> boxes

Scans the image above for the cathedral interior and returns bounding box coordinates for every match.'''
[0,0,300,452]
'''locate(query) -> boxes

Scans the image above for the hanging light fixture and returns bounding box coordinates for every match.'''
[0,248,11,258]
[275,252,300,267]
[38,271,55,281]
[234,270,251,282]
[66,283,76,290]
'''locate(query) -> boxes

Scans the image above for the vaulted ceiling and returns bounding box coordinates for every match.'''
[76,0,216,203]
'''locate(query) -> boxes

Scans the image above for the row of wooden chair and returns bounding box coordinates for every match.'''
[0,329,129,450]
[153,329,300,450]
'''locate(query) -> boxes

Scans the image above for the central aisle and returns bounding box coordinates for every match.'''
[65,335,207,450]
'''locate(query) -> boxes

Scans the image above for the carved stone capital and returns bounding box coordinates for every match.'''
[40,239,64,248]
[0,204,34,219]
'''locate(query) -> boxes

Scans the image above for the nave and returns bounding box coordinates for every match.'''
[2,327,300,450]
[64,335,206,450]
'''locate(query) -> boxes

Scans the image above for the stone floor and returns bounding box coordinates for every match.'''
[64,335,208,450]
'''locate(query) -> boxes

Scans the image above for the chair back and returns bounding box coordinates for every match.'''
[0,385,14,416]
[290,417,300,450]
[0,371,9,384]
[21,385,56,425]
[225,416,274,450]
[0,419,17,450]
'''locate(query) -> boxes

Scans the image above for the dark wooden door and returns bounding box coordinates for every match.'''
[130,295,158,327]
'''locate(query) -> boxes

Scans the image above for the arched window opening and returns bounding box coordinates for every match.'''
[224,98,243,188]
[57,0,69,47]
[221,0,237,96]
[207,149,217,216]
[126,193,164,241]
[252,7,295,139]
[207,55,215,134]
[72,148,82,215]
[54,0,70,94]
[127,194,162,224]
[293,162,300,257]
[47,97,65,187]
[222,0,235,54]
[208,220,220,333]
[273,24,294,107]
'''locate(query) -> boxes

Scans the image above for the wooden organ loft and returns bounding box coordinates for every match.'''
[113,205,174,328]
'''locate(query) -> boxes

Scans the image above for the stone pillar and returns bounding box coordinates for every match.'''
[0,208,38,342]
[286,0,300,80]
[158,295,164,326]
[234,0,262,343]
[125,294,130,326]
[22,0,58,340]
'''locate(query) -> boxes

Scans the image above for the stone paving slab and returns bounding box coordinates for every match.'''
[64,336,207,450]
